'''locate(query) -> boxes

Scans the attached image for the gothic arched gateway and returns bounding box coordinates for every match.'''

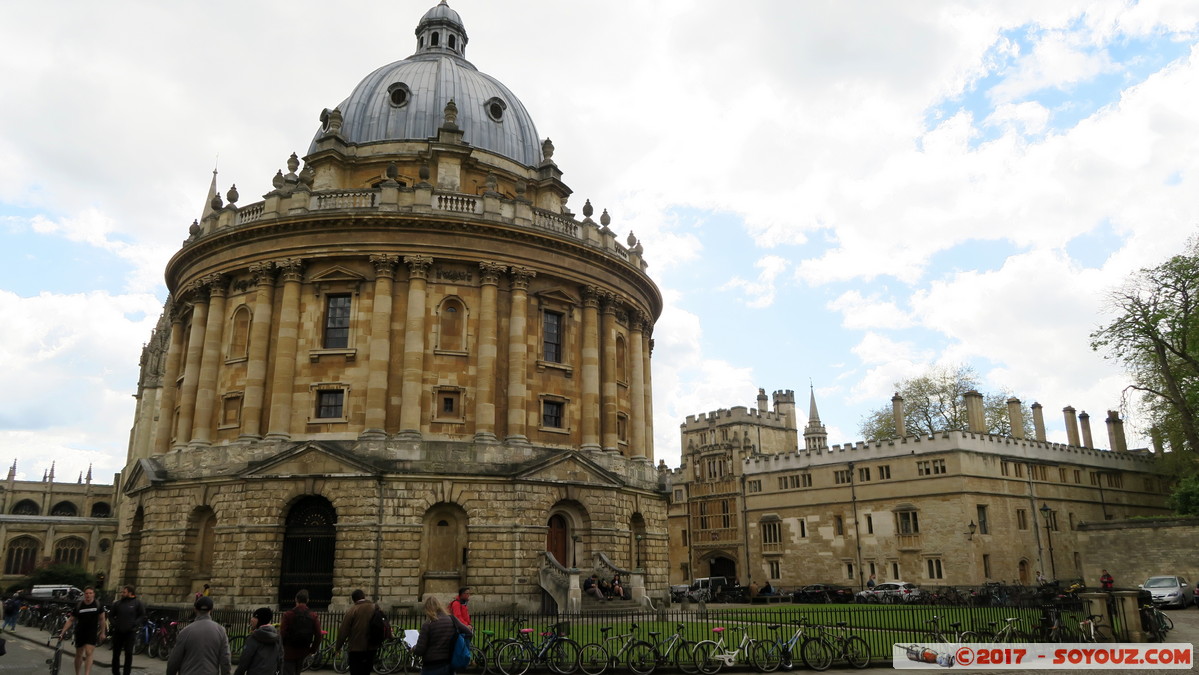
[279,496,337,609]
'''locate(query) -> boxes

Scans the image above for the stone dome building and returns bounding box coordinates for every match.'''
[116,0,665,612]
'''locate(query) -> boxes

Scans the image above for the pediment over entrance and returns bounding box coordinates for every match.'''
[122,458,167,495]
[239,442,379,479]
[511,451,624,487]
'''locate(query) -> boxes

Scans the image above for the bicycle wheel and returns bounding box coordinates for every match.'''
[146,636,160,660]
[1159,611,1174,632]
[960,631,985,643]
[333,649,351,673]
[752,640,782,672]
[547,638,582,675]
[674,640,700,675]
[692,640,721,675]
[469,643,491,674]
[922,632,946,645]
[576,643,608,675]
[800,637,833,672]
[626,641,656,675]
[844,637,870,669]
[228,636,245,662]
[496,641,533,675]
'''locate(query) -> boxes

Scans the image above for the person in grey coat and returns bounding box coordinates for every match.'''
[235,607,282,675]
[166,596,231,675]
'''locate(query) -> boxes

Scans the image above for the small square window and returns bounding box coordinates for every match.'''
[316,390,345,419]
[543,400,564,428]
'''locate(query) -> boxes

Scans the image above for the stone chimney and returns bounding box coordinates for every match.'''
[1031,402,1046,441]
[1078,411,1094,449]
[1105,410,1128,452]
[892,393,906,438]
[964,390,986,433]
[756,388,768,412]
[1006,398,1024,439]
[1063,406,1080,447]
[1150,426,1164,456]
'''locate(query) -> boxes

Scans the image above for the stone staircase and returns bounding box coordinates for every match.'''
[579,594,641,614]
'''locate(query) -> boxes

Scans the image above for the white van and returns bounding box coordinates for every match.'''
[28,585,83,601]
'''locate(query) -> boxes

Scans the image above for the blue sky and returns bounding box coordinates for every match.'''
[2,1,1198,481]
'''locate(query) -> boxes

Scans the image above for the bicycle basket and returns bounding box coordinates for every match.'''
[553,621,570,636]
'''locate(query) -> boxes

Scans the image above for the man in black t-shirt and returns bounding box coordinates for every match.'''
[60,586,105,675]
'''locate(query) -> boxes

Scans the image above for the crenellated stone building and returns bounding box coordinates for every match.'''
[1,462,119,586]
[666,388,1171,590]
[114,1,665,612]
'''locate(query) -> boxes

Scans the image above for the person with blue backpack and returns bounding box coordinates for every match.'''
[413,596,473,675]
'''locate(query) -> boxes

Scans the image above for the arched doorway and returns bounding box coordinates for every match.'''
[420,503,468,599]
[708,555,736,581]
[546,514,569,567]
[1018,559,1030,586]
[279,496,337,609]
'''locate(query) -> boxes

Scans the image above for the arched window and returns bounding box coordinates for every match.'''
[90,502,111,518]
[438,298,466,352]
[53,537,86,566]
[228,305,251,360]
[4,536,39,575]
[431,31,440,46]
[11,499,39,516]
[50,501,77,517]
[616,335,627,383]
[189,507,217,577]
[420,503,469,598]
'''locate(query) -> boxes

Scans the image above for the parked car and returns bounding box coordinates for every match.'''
[855,581,924,603]
[1141,576,1193,608]
[686,576,731,602]
[794,583,855,604]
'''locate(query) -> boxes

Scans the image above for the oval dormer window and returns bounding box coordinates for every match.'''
[485,97,507,122]
[388,83,412,108]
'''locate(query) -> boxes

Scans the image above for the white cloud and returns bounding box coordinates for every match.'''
[720,256,789,308]
[829,290,915,330]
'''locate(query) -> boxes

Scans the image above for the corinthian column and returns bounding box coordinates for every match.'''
[505,266,536,445]
[600,293,619,452]
[580,286,601,452]
[190,274,229,445]
[239,263,276,440]
[152,305,185,454]
[174,285,210,448]
[474,262,506,443]
[362,255,399,439]
[630,311,647,460]
[266,258,305,440]
[398,255,433,439]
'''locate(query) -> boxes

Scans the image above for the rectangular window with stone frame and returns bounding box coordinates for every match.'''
[542,399,564,428]
[315,389,345,419]
[542,310,564,363]
[323,294,351,348]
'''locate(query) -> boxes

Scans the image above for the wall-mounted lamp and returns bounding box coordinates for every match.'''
[965,520,977,540]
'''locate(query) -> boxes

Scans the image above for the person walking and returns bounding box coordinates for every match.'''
[280,590,322,675]
[166,595,231,675]
[108,585,147,675]
[2,592,19,631]
[234,607,282,675]
[1100,570,1115,590]
[447,588,471,628]
[60,586,105,675]
[413,596,472,675]
[335,589,378,675]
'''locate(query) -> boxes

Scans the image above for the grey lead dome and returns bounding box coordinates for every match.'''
[309,0,542,167]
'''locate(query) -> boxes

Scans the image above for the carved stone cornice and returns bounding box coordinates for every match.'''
[582,285,601,308]
[510,266,537,290]
[479,261,506,285]
[276,258,305,283]
[631,310,650,332]
[404,255,433,280]
[202,273,230,297]
[599,291,621,314]
[370,254,400,279]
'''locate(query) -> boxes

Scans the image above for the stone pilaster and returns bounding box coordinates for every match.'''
[600,293,619,452]
[505,266,536,445]
[240,263,276,440]
[629,311,647,460]
[190,274,229,445]
[644,334,655,460]
[398,255,432,439]
[362,255,399,439]
[474,262,505,443]
[174,286,210,449]
[580,286,601,452]
[266,258,305,440]
[153,308,186,454]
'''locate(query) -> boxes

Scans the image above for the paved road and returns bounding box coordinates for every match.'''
[3,607,1196,673]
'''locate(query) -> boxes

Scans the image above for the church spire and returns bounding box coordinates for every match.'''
[803,384,828,451]
[201,165,218,220]
[7,459,14,480]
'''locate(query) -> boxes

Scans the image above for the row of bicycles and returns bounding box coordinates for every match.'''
[15,601,183,660]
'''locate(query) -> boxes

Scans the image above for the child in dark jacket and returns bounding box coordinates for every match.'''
[235,607,283,675]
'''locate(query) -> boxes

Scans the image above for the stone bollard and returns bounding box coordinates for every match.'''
[1078,592,1116,639]
[1112,591,1147,643]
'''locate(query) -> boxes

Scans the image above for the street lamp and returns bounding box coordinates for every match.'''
[1039,504,1057,581]
[571,534,581,569]
[965,521,977,541]
[635,534,644,570]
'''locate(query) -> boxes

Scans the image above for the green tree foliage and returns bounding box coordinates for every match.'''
[859,364,1033,440]
[1167,473,1199,516]
[1091,237,1199,454]
[5,563,94,594]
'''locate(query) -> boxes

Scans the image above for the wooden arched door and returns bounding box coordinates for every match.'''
[546,515,569,567]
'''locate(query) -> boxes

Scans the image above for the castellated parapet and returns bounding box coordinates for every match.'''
[682,405,792,430]
[742,429,1160,474]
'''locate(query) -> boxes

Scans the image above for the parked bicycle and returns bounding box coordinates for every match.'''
[636,623,701,675]
[692,625,756,675]
[1077,614,1113,643]
[577,624,654,675]
[801,623,869,671]
[753,618,821,671]
[494,618,581,675]
[923,615,981,644]
[987,617,1030,644]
